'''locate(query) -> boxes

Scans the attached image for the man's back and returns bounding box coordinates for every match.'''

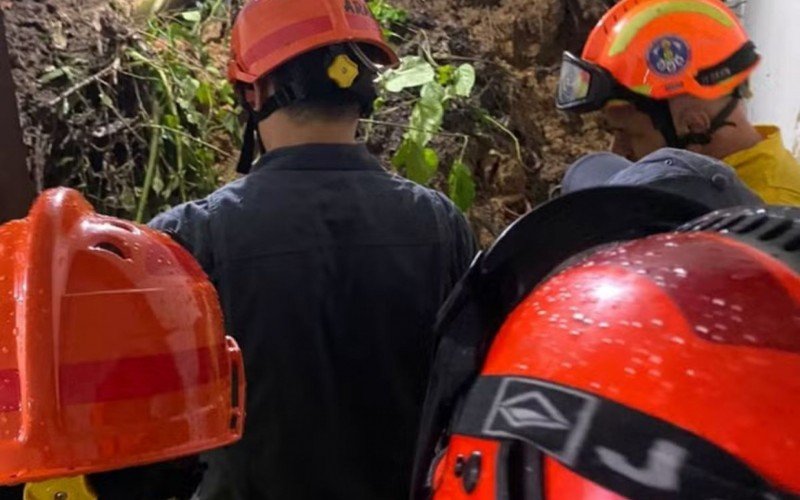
[150,144,476,499]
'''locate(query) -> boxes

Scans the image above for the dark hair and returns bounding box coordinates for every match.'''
[264,43,379,122]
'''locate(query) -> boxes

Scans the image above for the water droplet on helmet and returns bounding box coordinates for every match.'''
[730,304,743,312]
[624,367,636,375]
[589,382,602,389]
[744,334,757,343]
[648,369,662,377]
[537,310,547,316]
[561,361,573,369]
[598,322,610,329]
[712,298,726,307]
[673,267,688,278]
[569,330,581,336]
[686,369,696,377]
[650,319,664,327]
[572,313,585,321]
[631,321,643,329]
[695,325,709,334]
[649,355,662,364]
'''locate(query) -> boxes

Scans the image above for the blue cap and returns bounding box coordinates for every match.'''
[561,148,763,210]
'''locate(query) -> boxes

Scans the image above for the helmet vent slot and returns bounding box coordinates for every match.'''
[733,215,769,234]
[759,220,794,242]
[717,214,747,231]
[93,242,129,260]
[784,236,800,252]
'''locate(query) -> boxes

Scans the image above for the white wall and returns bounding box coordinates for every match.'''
[743,0,800,157]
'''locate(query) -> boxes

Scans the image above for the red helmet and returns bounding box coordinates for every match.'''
[0,189,245,495]
[412,189,800,499]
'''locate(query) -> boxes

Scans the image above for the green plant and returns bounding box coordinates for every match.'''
[378,55,477,212]
[367,0,409,38]
[125,0,241,222]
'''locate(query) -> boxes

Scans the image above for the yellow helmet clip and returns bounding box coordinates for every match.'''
[327,54,360,89]
[24,476,98,500]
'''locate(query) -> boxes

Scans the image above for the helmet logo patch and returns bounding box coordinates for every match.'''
[482,378,599,465]
[647,36,690,76]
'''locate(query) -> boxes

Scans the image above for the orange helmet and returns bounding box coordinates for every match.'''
[0,189,244,490]
[227,0,399,174]
[556,0,760,148]
[228,0,397,85]
[412,190,800,499]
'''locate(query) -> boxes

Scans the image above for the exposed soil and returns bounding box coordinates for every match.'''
[3,0,612,242]
[365,0,612,245]
[3,0,139,212]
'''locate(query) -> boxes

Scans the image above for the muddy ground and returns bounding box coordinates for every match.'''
[3,0,612,243]
[365,0,612,244]
[4,0,136,195]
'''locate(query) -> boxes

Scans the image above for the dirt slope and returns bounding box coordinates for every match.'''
[370,0,611,244]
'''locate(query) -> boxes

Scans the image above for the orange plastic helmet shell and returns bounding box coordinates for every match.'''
[583,0,757,100]
[228,0,399,84]
[432,230,800,498]
[0,188,245,485]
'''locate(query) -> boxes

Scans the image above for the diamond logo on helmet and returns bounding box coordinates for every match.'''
[647,36,691,76]
[483,378,599,465]
[498,392,571,430]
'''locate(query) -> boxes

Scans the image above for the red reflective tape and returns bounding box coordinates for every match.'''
[0,369,20,411]
[346,13,380,33]
[60,345,227,405]
[242,16,334,67]
[0,345,228,412]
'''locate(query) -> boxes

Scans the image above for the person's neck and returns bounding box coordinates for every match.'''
[693,119,764,160]
[258,114,359,151]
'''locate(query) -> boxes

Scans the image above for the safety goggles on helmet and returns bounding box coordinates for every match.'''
[556,52,620,113]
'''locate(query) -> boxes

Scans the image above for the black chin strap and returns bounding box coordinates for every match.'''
[236,85,301,174]
[631,89,742,151]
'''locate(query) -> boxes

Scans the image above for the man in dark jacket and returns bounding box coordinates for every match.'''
[149,1,476,499]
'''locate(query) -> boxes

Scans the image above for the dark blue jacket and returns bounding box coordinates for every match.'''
[149,144,476,500]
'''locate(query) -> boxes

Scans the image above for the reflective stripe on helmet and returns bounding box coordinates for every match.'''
[609,1,735,57]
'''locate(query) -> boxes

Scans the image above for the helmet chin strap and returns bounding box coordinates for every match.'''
[236,84,303,175]
[632,90,742,151]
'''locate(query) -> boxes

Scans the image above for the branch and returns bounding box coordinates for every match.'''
[46,58,121,107]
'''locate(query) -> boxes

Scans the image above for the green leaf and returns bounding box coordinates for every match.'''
[436,65,456,86]
[391,137,412,170]
[38,67,66,84]
[164,114,180,129]
[453,64,476,97]
[393,139,438,185]
[196,81,214,107]
[408,82,445,146]
[381,56,435,93]
[99,91,114,108]
[448,160,476,212]
[406,142,437,185]
[180,10,202,22]
[152,165,165,195]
